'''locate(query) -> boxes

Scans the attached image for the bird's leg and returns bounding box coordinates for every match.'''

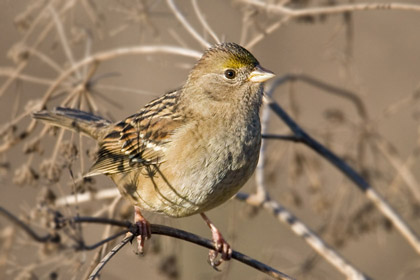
[200,213,232,269]
[131,206,151,254]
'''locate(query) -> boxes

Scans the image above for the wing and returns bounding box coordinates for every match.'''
[86,90,184,176]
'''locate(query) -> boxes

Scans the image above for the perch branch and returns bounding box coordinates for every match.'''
[0,207,294,280]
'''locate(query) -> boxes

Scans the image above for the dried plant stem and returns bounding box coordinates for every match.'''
[0,68,57,86]
[25,47,65,74]
[0,46,201,154]
[236,193,371,280]
[245,84,369,279]
[88,235,131,280]
[0,2,74,97]
[55,188,119,206]
[374,137,420,202]
[82,196,123,279]
[89,223,294,280]
[191,0,220,43]
[48,5,81,80]
[55,187,368,279]
[166,0,211,48]
[243,0,420,17]
[251,88,272,203]
[40,45,202,108]
[0,207,294,280]
[263,91,420,255]
[245,16,291,49]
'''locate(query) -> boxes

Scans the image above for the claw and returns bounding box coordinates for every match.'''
[200,213,232,269]
[127,206,151,254]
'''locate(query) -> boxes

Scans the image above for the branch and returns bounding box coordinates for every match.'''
[166,0,211,48]
[0,206,59,243]
[243,0,420,17]
[235,193,372,280]
[0,45,202,153]
[267,73,368,119]
[264,79,420,255]
[246,83,371,280]
[55,188,119,206]
[40,45,202,107]
[191,0,220,44]
[48,5,81,80]
[0,207,294,280]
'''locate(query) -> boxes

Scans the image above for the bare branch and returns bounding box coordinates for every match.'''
[191,0,220,43]
[0,207,294,280]
[88,235,131,280]
[40,45,202,107]
[48,5,82,80]
[263,87,420,255]
[243,0,420,17]
[236,193,371,280]
[55,188,119,206]
[166,0,211,48]
[374,136,420,202]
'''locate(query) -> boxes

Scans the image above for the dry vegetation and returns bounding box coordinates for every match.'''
[1,0,420,279]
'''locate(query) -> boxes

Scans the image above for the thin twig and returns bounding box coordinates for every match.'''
[263,84,420,255]
[191,0,220,43]
[246,16,291,49]
[235,193,371,280]
[88,235,131,280]
[243,0,420,17]
[24,47,66,74]
[262,134,299,142]
[267,73,368,119]
[0,206,59,243]
[40,45,202,108]
[55,188,119,206]
[0,45,202,153]
[374,136,420,202]
[48,5,82,80]
[245,80,371,279]
[0,68,57,86]
[151,224,294,280]
[0,207,294,280]
[251,83,272,203]
[166,0,211,48]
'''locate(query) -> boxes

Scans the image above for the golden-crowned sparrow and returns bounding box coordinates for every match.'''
[33,42,274,267]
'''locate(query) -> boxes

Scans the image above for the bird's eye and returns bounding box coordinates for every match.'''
[224,69,236,79]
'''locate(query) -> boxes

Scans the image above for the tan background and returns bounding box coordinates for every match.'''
[1,1,420,279]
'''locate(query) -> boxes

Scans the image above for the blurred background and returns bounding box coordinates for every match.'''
[1,0,420,279]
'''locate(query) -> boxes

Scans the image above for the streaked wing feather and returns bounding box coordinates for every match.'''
[86,90,183,176]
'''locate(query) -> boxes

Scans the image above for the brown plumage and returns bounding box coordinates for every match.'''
[33,42,275,267]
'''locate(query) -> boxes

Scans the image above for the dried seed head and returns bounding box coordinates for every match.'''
[37,187,57,205]
[7,43,29,63]
[39,160,62,183]
[23,139,41,154]
[59,141,78,161]
[13,164,39,186]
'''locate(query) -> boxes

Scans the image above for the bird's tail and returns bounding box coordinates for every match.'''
[32,107,112,140]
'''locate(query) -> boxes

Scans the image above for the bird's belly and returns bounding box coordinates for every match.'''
[112,119,261,218]
[112,144,259,217]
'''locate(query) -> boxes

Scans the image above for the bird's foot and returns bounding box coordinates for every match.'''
[200,213,232,270]
[127,206,151,254]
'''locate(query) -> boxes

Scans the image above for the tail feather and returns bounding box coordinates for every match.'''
[32,107,112,140]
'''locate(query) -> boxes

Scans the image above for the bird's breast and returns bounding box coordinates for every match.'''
[115,114,261,218]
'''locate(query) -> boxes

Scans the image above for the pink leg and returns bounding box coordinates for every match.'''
[132,206,151,254]
[200,213,232,269]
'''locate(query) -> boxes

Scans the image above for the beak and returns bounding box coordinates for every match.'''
[248,65,275,83]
